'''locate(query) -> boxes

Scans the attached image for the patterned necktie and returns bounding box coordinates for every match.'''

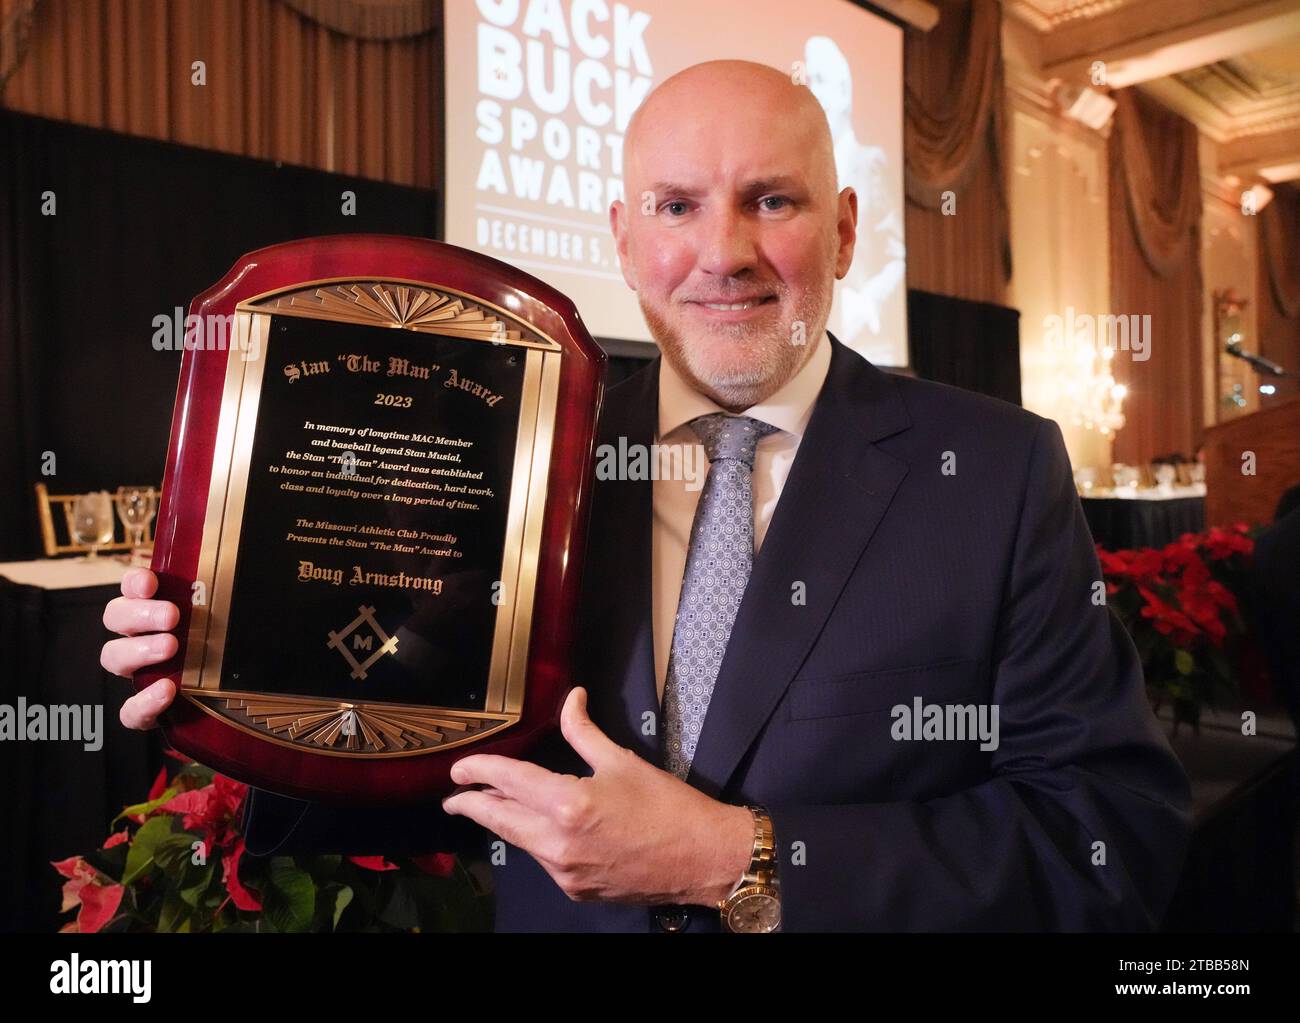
[662,412,779,780]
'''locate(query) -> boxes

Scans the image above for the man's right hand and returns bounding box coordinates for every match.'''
[101,567,181,730]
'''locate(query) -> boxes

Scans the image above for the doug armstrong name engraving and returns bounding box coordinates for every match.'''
[297,560,445,592]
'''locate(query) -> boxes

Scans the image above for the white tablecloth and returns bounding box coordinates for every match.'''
[0,557,131,589]
[1078,482,1208,501]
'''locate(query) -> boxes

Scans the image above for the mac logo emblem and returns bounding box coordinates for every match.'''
[326,605,399,680]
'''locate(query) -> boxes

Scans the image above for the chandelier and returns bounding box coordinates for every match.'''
[1055,338,1127,436]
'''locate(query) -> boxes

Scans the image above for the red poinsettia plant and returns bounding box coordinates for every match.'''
[54,753,490,933]
[1098,523,1264,727]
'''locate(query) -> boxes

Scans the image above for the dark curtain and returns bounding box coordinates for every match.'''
[0,109,439,560]
[0,577,162,932]
[907,288,1021,406]
[1107,89,1204,464]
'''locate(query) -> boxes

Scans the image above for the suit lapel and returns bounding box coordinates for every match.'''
[684,335,913,798]
[582,355,661,762]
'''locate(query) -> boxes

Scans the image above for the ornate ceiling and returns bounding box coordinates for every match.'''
[1003,0,1300,183]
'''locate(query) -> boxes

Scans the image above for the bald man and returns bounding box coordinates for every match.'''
[103,61,1191,932]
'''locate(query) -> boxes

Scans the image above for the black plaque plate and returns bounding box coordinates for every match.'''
[218,315,526,711]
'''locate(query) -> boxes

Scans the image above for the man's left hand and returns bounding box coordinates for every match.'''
[441,687,753,907]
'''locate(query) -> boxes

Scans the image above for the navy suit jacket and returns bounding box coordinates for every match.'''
[243,334,1192,932]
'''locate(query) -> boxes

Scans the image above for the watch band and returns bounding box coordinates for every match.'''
[718,805,780,931]
[742,805,776,886]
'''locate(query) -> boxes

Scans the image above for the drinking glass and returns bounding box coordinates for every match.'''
[71,492,115,560]
[115,486,157,549]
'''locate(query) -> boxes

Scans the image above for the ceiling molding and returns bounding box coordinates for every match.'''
[1005,0,1300,88]
[1219,128,1300,182]
[1003,1,1132,35]
[1139,48,1300,184]
[1004,0,1300,182]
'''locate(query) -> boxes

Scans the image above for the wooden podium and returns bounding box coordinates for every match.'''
[1202,397,1300,527]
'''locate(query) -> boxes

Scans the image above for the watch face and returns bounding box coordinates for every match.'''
[725,890,781,933]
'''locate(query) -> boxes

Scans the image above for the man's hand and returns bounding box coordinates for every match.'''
[441,687,754,908]
[101,567,180,729]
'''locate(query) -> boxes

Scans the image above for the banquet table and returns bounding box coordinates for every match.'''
[0,557,163,932]
[1081,489,1206,550]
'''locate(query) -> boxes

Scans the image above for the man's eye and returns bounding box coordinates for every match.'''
[661,200,691,216]
[759,195,791,211]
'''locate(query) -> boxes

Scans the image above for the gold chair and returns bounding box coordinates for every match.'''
[34,483,160,557]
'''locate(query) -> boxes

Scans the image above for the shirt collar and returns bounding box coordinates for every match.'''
[656,330,832,442]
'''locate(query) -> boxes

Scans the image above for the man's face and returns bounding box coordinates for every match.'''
[610,71,856,410]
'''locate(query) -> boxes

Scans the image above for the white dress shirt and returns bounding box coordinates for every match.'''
[652,331,832,705]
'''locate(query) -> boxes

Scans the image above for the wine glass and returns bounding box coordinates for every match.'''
[71,491,115,560]
[115,486,157,551]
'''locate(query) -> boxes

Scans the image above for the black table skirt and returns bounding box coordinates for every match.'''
[1082,495,1206,550]
[0,576,162,932]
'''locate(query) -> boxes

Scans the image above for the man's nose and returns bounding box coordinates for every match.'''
[696,207,757,277]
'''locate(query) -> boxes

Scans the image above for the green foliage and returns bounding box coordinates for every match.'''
[55,757,493,933]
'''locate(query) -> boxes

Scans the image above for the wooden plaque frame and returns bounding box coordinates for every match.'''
[136,235,605,804]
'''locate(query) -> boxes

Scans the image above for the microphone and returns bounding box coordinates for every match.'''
[1224,341,1288,377]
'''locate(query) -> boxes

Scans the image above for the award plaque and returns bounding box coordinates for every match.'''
[135,235,605,803]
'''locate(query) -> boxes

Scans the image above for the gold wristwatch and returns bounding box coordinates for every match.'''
[718,806,780,933]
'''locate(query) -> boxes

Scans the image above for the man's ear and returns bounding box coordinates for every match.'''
[834,186,858,280]
[609,199,638,291]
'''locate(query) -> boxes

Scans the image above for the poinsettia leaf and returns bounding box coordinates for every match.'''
[84,842,129,880]
[264,858,316,933]
[320,884,354,930]
[114,787,180,825]
[339,872,380,921]
[1174,649,1196,675]
[409,852,456,878]
[177,761,216,787]
[77,882,126,933]
[308,855,342,883]
[177,884,206,910]
[102,829,130,850]
[347,855,399,872]
[157,891,192,933]
[377,877,420,931]
[120,816,175,886]
[154,834,201,874]
[411,876,454,932]
[440,876,493,933]
[177,860,216,907]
